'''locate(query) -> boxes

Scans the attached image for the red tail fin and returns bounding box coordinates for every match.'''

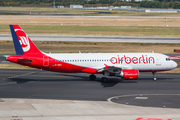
[10,25,42,55]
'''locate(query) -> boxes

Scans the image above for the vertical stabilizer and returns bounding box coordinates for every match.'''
[9,25,42,55]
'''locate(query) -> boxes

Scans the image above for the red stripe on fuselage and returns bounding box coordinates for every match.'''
[7,53,89,73]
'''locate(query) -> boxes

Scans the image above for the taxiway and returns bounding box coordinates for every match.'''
[1,34,180,43]
[0,69,180,119]
[0,69,180,104]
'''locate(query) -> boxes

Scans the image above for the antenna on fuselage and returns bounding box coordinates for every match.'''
[79,51,81,53]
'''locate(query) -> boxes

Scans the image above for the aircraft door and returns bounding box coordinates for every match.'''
[156,55,161,66]
[43,56,49,67]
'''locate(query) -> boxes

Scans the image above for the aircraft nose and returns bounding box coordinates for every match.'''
[172,61,178,68]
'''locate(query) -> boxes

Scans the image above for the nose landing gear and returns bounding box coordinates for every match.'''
[152,72,157,81]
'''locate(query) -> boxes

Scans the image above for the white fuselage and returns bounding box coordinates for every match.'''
[47,53,177,72]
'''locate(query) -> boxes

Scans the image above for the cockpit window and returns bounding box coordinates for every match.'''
[166,58,171,61]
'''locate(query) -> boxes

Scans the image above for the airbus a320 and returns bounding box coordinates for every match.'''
[6,25,177,82]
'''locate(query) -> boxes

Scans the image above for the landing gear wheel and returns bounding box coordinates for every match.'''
[152,72,157,81]
[89,74,96,80]
[101,77,108,83]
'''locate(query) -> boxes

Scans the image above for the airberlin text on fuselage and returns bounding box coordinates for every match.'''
[110,55,155,64]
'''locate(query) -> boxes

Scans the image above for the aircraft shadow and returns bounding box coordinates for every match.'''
[6,72,137,87]
[9,77,122,87]
[6,71,173,88]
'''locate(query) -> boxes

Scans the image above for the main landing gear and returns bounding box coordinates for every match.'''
[152,72,157,81]
[101,77,108,83]
[89,74,109,83]
[89,74,96,81]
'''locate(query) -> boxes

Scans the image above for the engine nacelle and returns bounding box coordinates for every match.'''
[119,69,139,80]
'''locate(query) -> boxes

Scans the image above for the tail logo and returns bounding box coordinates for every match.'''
[15,29,30,52]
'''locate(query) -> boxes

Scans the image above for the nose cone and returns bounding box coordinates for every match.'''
[172,61,178,68]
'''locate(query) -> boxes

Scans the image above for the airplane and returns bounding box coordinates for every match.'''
[6,24,177,83]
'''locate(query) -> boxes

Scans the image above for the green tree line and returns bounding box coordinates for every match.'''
[0,0,138,7]
[0,0,180,9]
[140,1,180,9]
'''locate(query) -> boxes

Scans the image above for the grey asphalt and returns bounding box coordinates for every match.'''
[1,34,180,43]
[0,69,180,109]
[111,94,180,108]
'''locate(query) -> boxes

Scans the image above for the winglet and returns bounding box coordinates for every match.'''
[104,64,109,69]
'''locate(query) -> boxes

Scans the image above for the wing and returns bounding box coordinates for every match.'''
[97,65,122,73]
[83,64,133,74]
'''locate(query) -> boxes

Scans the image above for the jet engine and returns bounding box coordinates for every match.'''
[118,69,139,80]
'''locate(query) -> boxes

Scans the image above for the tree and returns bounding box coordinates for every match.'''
[151,2,157,8]
[131,0,135,3]
[140,1,147,7]
[173,1,179,9]
[162,2,168,8]
[113,1,118,6]
[167,2,173,8]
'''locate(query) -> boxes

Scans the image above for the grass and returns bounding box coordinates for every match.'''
[1,24,180,37]
[0,7,57,11]
[159,68,180,73]
[1,7,180,16]
[0,64,36,69]
[0,40,180,55]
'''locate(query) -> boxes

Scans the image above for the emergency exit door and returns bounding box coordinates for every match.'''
[43,56,49,67]
[156,55,161,66]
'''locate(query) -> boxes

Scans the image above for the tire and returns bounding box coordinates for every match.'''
[101,77,108,83]
[89,74,96,80]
